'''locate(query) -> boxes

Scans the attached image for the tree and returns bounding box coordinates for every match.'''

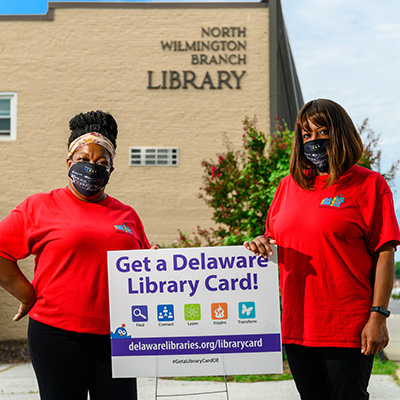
[174,117,399,247]
[357,118,399,185]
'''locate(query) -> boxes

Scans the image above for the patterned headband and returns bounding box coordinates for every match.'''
[68,132,116,162]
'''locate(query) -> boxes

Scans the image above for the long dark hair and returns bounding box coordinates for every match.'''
[290,99,363,189]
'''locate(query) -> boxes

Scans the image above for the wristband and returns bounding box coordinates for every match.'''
[370,306,390,318]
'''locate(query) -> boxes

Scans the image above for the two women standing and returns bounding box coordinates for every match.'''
[0,100,399,400]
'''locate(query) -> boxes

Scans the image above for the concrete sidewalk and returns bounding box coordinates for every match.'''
[1,299,400,400]
[1,364,400,400]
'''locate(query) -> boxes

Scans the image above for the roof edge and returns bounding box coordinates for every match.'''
[269,0,303,132]
[51,1,268,9]
[0,1,268,21]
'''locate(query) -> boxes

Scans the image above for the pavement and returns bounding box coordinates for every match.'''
[1,299,400,400]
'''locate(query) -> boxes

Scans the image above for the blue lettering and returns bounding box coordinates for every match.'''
[167,280,178,293]
[145,276,158,294]
[128,278,139,294]
[257,256,269,267]
[131,260,142,272]
[218,278,230,291]
[236,256,247,268]
[218,256,235,269]
[156,259,167,271]
[207,257,218,269]
[205,274,218,291]
[189,257,200,270]
[116,256,130,273]
[201,252,206,269]
[143,257,151,272]
[173,254,187,270]
[239,273,252,290]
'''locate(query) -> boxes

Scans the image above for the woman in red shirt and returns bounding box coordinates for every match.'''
[0,110,152,400]
[245,99,400,399]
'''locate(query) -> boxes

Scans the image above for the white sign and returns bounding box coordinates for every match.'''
[108,245,282,377]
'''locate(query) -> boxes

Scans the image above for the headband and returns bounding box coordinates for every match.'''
[68,132,116,162]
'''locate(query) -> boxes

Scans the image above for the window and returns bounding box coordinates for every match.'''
[130,147,179,166]
[0,93,17,141]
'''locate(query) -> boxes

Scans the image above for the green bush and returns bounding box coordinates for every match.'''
[173,117,292,247]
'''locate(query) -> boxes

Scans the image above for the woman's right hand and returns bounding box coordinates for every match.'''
[244,235,277,258]
[13,297,36,322]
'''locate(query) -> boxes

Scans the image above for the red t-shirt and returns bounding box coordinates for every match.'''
[0,187,150,334]
[265,165,400,348]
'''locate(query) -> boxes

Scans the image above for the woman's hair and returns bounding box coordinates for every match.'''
[67,110,118,148]
[290,99,363,189]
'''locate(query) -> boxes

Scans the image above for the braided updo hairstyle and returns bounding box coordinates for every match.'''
[67,110,118,149]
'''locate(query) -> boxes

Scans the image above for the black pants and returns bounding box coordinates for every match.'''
[28,318,137,400]
[285,344,374,400]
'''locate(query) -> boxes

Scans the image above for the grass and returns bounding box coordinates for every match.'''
[372,355,399,378]
[170,355,399,384]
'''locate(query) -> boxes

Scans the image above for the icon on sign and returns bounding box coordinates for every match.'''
[132,305,148,322]
[184,304,201,321]
[157,304,174,321]
[239,301,256,319]
[211,303,228,320]
[111,324,131,339]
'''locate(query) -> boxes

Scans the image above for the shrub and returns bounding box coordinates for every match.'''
[173,117,292,247]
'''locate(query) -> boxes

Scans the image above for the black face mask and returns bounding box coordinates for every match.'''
[68,162,110,197]
[303,139,329,173]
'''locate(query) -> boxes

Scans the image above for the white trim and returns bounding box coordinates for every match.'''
[0,92,17,141]
[130,147,179,167]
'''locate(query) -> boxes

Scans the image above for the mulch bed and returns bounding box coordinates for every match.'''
[0,340,30,364]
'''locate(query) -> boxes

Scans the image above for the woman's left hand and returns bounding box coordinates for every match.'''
[360,242,395,356]
[360,313,389,356]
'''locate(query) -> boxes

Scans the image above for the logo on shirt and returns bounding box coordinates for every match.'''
[320,194,345,208]
[115,223,133,235]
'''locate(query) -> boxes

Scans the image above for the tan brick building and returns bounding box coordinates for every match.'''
[0,1,302,340]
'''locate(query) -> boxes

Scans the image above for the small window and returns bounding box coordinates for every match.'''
[130,148,179,167]
[0,93,17,141]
